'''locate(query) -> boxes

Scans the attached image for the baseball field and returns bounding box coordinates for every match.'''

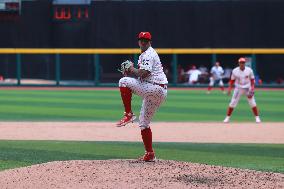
[0,88,283,188]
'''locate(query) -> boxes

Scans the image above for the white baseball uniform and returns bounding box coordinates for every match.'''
[209,66,224,86]
[119,46,168,129]
[187,69,201,84]
[229,66,257,108]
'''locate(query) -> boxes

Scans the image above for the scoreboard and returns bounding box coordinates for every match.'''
[51,0,91,47]
[53,5,90,21]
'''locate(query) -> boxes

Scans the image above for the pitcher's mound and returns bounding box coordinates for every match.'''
[0,160,283,189]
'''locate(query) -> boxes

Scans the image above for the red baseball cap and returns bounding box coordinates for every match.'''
[138,32,152,40]
[238,57,246,63]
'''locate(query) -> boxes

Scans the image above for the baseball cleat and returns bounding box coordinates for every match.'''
[223,116,230,123]
[139,151,156,162]
[255,116,261,123]
[116,112,136,127]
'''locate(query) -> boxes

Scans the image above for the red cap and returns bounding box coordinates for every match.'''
[138,32,152,40]
[238,57,246,63]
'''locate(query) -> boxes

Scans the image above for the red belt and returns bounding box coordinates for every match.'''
[155,83,167,89]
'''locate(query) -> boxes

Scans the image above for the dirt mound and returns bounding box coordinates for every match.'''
[0,160,283,189]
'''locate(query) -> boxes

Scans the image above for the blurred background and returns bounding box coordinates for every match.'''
[0,0,283,87]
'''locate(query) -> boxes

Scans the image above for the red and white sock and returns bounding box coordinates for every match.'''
[141,127,153,152]
[119,87,132,113]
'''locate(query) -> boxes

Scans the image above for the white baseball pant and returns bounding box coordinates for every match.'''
[119,77,167,129]
[209,77,224,86]
[229,87,257,108]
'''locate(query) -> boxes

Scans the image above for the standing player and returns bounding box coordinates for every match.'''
[117,32,168,161]
[223,57,261,123]
[207,61,225,94]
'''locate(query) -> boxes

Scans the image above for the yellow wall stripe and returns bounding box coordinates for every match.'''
[0,48,284,54]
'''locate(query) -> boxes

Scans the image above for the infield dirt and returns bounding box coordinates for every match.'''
[0,122,283,143]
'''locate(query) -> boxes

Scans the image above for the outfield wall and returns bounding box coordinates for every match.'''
[1,1,284,48]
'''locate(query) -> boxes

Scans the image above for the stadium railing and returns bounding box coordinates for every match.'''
[0,48,283,87]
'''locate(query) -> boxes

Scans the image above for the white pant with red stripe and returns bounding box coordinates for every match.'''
[229,87,257,108]
[119,77,167,129]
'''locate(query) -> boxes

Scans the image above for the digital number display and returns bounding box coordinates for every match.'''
[53,6,89,21]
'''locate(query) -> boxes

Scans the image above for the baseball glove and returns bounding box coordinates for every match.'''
[118,60,133,75]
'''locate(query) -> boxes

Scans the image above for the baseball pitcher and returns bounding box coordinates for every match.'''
[117,32,168,161]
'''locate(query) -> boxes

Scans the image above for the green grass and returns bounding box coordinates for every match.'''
[0,89,283,122]
[0,141,283,173]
